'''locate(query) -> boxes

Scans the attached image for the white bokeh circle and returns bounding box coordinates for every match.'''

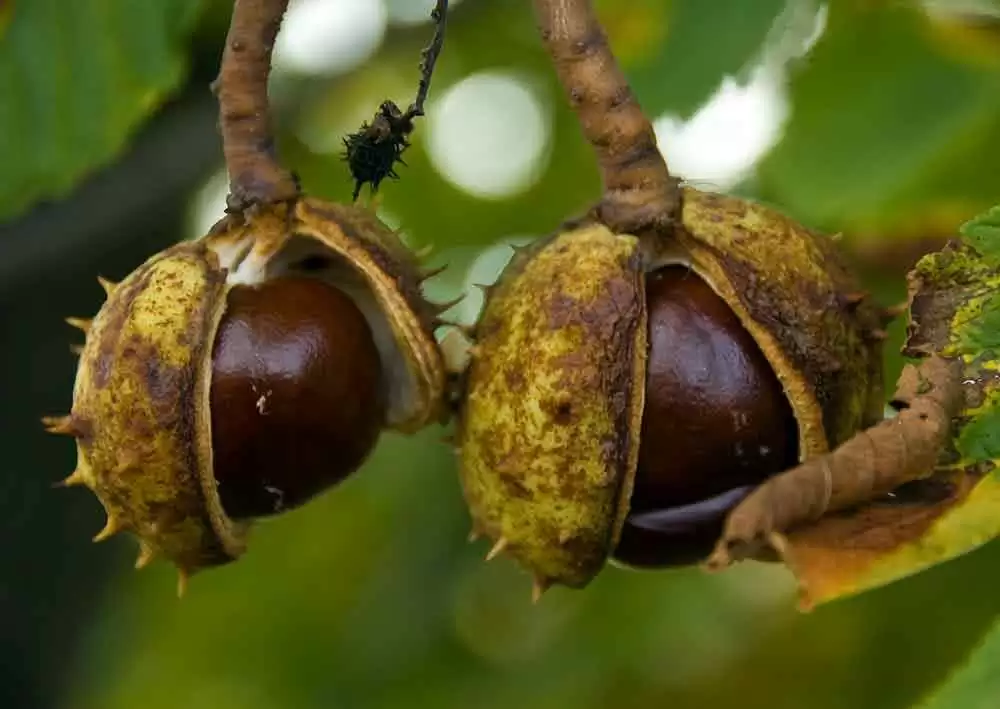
[273,0,388,77]
[426,72,551,199]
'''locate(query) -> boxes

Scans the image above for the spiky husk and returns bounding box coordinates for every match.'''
[66,241,246,578]
[58,197,448,583]
[458,224,646,588]
[457,188,885,591]
[203,198,448,432]
[677,188,885,454]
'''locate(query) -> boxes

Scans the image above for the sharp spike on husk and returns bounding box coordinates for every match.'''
[41,415,79,437]
[69,344,84,357]
[92,515,124,543]
[467,527,481,543]
[97,276,117,296]
[65,317,93,334]
[134,541,155,570]
[842,291,868,309]
[531,576,551,604]
[485,537,509,562]
[420,264,448,282]
[431,294,466,315]
[176,567,191,598]
[414,244,434,261]
[880,302,907,326]
[56,469,87,488]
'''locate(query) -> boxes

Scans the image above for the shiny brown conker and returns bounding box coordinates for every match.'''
[210,276,385,519]
[612,265,799,568]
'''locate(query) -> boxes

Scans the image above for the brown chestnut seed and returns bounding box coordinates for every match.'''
[459,191,885,592]
[211,276,385,519]
[52,199,448,585]
[612,266,799,568]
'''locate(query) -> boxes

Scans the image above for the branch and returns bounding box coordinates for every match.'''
[705,355,965,569]
[215,0,299,213]
[532,0,680,234]
[343,1,450,201]
[407,0,449,118]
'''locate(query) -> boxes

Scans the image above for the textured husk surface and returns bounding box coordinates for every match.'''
[678,187,885,455]
[71,241,246,574]
[778,242,1000,608]
[458,224,647,588]
[458,188,886,589]
[206,198,447,432]
[68,197,445,579]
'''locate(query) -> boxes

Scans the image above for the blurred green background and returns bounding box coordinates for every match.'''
[4,1,1000,708]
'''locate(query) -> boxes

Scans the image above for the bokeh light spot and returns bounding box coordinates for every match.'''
[188,169,229,239]
[274,0,388,77]
[426,72,551,199]
[653,68,786,189]
[652,1,828,189]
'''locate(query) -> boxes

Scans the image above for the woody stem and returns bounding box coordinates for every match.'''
[215,0,299,213]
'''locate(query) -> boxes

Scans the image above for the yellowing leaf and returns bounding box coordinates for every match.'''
[779,233,1000,609]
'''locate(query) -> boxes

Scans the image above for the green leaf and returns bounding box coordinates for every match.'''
[961,206,1000,261]
[755,4,1000,236]
[955,292,1000,355]
[916,617,1000,709]
[0,0,203,221]
[956,408,1000,462]
[603,0,787,119]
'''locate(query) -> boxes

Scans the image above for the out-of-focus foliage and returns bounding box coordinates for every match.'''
[5,1,1000,709]
[0,0,204,220]
[598,0,788,119]
[756,2,1000,243]
[918,617,1000,709]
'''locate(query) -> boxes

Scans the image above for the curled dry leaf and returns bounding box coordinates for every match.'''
[711,208,1000,610]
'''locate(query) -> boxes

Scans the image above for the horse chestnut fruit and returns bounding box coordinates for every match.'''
[457,187,886,592]
[612,266,799,568]
[49,198,449,588]
[210,276,385,520]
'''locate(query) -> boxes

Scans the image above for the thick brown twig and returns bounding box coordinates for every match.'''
[532,0,680,234]
[216,0,299,213]
[705,355,965,569]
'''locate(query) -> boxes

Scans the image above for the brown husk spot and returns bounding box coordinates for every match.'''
[710,240,1000,610]
[458,187,889,590]
[458,223,647,588]
[67,240,247,578]
[677,187,886,457]
[62,197,447,583]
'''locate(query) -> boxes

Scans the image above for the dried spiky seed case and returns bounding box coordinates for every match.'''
[458,187,885,590]
[56,198,447,587]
